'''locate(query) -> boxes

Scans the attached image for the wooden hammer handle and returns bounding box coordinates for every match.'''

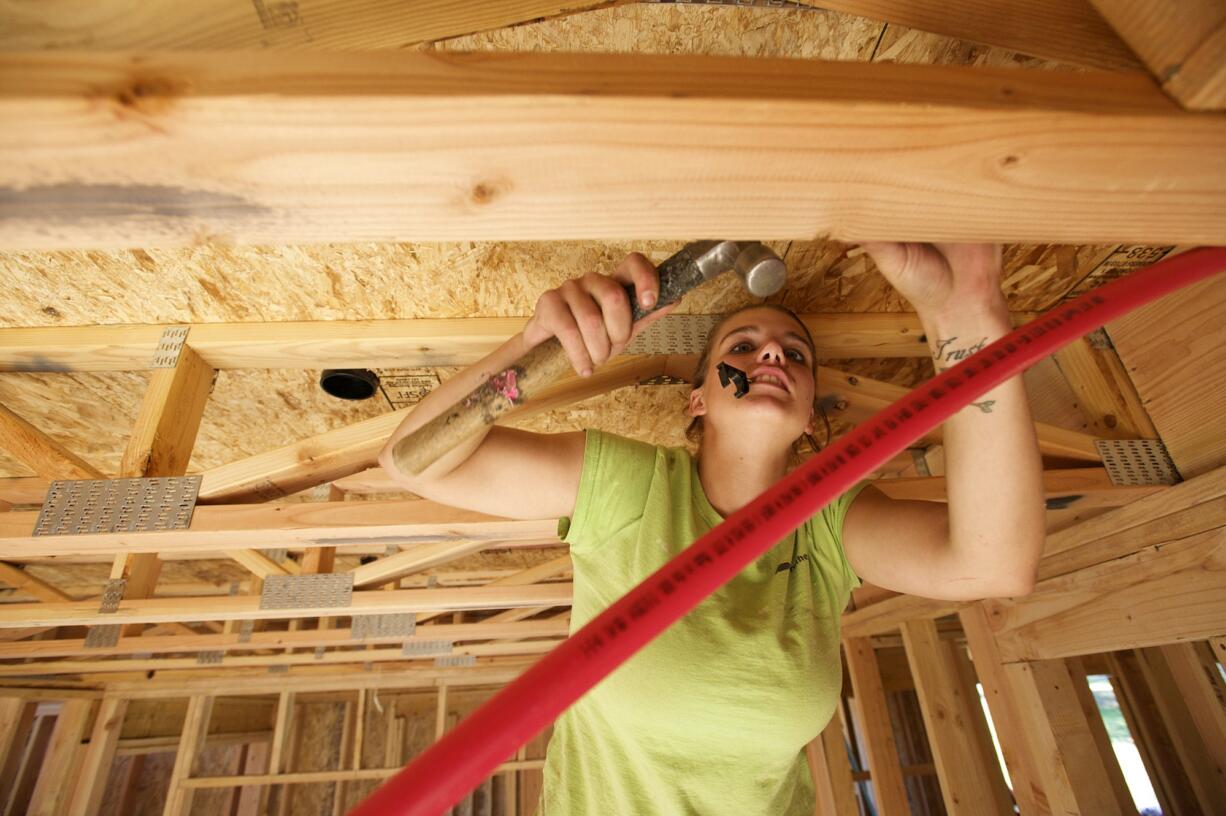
[392,246,713,475]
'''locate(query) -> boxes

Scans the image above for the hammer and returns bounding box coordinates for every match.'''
[392,240,787,475]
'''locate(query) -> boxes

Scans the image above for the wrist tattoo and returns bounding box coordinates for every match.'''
[933,336,988,370]
[970,400,996,414]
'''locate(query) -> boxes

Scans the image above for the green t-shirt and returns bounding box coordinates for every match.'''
[540,429,869,816]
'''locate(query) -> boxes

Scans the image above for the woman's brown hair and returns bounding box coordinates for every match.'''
[684,304,829,464]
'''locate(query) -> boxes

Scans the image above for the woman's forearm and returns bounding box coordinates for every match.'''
[920,301,1046,594]
[378,331,529,484]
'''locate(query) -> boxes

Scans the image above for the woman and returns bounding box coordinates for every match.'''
[379,242,1045,815]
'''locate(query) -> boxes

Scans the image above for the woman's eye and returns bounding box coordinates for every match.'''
[731,342,752,353]
[786,349,805,362]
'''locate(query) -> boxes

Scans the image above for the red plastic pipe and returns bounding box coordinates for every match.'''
[351,247,1226,816]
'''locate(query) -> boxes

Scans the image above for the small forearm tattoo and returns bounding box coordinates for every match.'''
[933,336,988,367]
[970,400,996,413]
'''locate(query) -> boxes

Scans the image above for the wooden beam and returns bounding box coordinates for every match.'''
[1051,335,1158,439]
[0,561,72,603]
[842,638,909,815]
[0,313,975,374]
[794,0,1141,70]
[873,466,1159,506]
[179,759,547,789]
[1089,0,1226,109]
[0,403,104,480]
[1158,641,1226,777]
[0,638,562,676]
[66,696,128,816]
[1063,656,1136,811]
[435,685,448,742]
[0,697,35,796]
[0,497,558,559]
[0,1,624,50]
[807,713,859,816]
[1001,659,1126,814]
[163,694,213,816]
[267,691,294,780]
[988,526,1226,661]
[0,618,569,660]
[3,53,1225,249]
[28,698,93,816]
[0,582,572,628]
[111,343,215,624]
[899,619,1009,814]
[350,540,495,588]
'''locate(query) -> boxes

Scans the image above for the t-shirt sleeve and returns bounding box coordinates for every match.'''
[818,479,874,592]
[556,428,658,556]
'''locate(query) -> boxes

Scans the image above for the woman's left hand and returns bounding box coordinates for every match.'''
[859,242,1006,318]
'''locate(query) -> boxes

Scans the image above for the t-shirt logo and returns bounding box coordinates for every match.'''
[775,553,809,574]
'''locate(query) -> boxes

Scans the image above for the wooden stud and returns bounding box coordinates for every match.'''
[1052,335,1158,439]
[945,639,1015,813]
[0,698,34,796]
[899,619,1009,814]
[177,759,546,789]
[28,699,94,816]
[1159,640,1226,774]
[958,604,1048,816]
[4,53,1226,251]
[1000,660,1122,814]
[1105,649,1199,815]
[807,709,859,816]
[1062,657,1135,811]
[162,694,214,816]
[435,685,448,742]
[0,562,71,604]
[842,638,909,815]
[66,696,128,816]
[268,692,295,778]
[1133,645,1226,810]
[0,403,104,481]
[351,540,494,589]
[4,713,56,816]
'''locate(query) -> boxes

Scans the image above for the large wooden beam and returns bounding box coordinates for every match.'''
[0,314,964,373]
[0,497,559,559]
[0,0,625,50]
[1089,0,1226,110]
[0,582,572,628]
[795,0,1141,70]
[0,618,569,660]
[2,53,1224,249]
[0,403,104,480]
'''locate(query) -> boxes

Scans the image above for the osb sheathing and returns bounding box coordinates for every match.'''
[0,4,1108,485]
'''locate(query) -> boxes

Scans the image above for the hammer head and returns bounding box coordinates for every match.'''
[688,240,787,298]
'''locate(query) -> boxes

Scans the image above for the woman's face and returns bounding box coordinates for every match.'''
[689,307,817,444]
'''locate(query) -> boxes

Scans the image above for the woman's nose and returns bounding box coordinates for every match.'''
[759,341,784,363]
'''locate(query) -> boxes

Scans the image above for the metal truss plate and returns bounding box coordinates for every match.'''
[313,646,326,660]
[268,665,289,674]
[265,548,288,563]
[403,639,453,657]
[34,476,201,537]
[351,613,416,640]
[1095,439,1180,486]
[259,574,353,610]
[99,578,127,613]
[84,624,121,648]
[196,651,224,665]
[151,326,189,369]
[623,314,719,357]
[237,620,254,643]
[434,654,476,668]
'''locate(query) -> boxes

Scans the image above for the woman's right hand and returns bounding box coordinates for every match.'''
[522,252,679,377]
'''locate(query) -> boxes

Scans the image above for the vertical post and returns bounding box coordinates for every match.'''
[946,639,1015,811]
[1159,641,1226,774]
[436,685,449,742]
[67,696,129,816]
[28,699,94,816]
[842,637,909,815]
[1064,656,1136,810]
[959,603,1049,815]
[5,711,56,816]
[162,695,214,816]
[1001,660,1124,814]
[0,698,35,805]
[807,709,858,816]
[900,619,1010,814]
[262,691,295,815]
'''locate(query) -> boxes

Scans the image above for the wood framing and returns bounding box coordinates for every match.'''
[0,0,625,51]
[3,53,1226,249]
[1089,0,1226,109]
[0,497,559,559]
[842,637,909,815]
[795,0,1142,70]
[27,698,93,816]
[0,404,104,481]
[67,696,128,816]
[162,694,213,816]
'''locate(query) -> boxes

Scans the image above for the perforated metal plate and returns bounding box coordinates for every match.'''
[435,654,476,668]
[313,646,326,660]
[151,326,189,368]
[265,548,288,563]
[403,639,453,657]
[196,651,223,665]
[34,476,201,537]
[268,665,289,674]
[99,578,127,613]
[1095,439,1180,486]
[260,574,353,610]
[623,314,720,356]
[351,613,416,640]
[84,624,120,648]
[238,620,255,643]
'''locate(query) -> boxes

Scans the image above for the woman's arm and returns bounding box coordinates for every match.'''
[377,253,676,520]
[841,243,1045,599]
